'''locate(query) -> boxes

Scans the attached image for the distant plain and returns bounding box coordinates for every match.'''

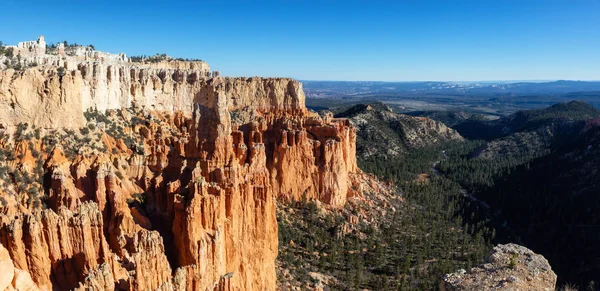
[303,80,600,117]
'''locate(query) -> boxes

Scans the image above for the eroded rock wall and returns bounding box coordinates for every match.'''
[0,61,358,290]
[0,60,310,130]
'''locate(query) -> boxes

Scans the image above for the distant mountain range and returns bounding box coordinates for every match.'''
[304,80,600,117]
[303,80,600,97]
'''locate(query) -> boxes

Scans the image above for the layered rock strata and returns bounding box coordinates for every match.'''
[0,60,359,290]
[0,59,211,129]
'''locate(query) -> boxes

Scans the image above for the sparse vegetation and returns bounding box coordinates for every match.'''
[3,47,13,58]
[509,253,518,269]
[127,193,147,207]
[79,127,90,135]
[0,107,165,214]
[0,136,47,210]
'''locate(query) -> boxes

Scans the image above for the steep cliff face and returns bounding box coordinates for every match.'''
[0,60,359,290]
[0,58,211,129]
[0,58,314,130]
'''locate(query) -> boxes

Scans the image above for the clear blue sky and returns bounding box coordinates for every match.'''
[1,0,599,81]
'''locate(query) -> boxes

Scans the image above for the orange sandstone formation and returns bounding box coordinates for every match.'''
[0,59,360,290]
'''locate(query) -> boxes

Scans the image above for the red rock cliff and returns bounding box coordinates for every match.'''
[0,67,358,290]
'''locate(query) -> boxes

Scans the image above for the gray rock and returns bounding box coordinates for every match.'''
[440,243,557,291]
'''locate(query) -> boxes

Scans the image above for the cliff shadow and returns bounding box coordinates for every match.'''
[50,252,89,291]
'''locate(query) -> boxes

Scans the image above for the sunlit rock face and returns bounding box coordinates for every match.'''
[441,244,557,291]
[0,58,210,129]
[0,56,358,290]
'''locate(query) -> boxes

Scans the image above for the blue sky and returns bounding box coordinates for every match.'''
[1,0,599,81]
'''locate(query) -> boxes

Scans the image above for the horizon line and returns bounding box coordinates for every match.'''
[298,79,600,83]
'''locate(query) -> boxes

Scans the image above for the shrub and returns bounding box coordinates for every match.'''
[14,123,27,141]
[127,193,146,206]
[509,253,518,269]
[133,193,146,204]
[134,144,145,155]
[57,67,66,77]
[4,47,13,58]
[4,151,15,161]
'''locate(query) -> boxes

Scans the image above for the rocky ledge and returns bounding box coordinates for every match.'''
[441,243,557,291]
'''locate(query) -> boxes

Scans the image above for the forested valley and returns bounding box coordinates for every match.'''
[278,100,600,290]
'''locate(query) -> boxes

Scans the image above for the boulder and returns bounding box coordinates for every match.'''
[441,243,557,291]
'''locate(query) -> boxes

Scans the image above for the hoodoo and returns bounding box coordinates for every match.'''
[0,36,361,290]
